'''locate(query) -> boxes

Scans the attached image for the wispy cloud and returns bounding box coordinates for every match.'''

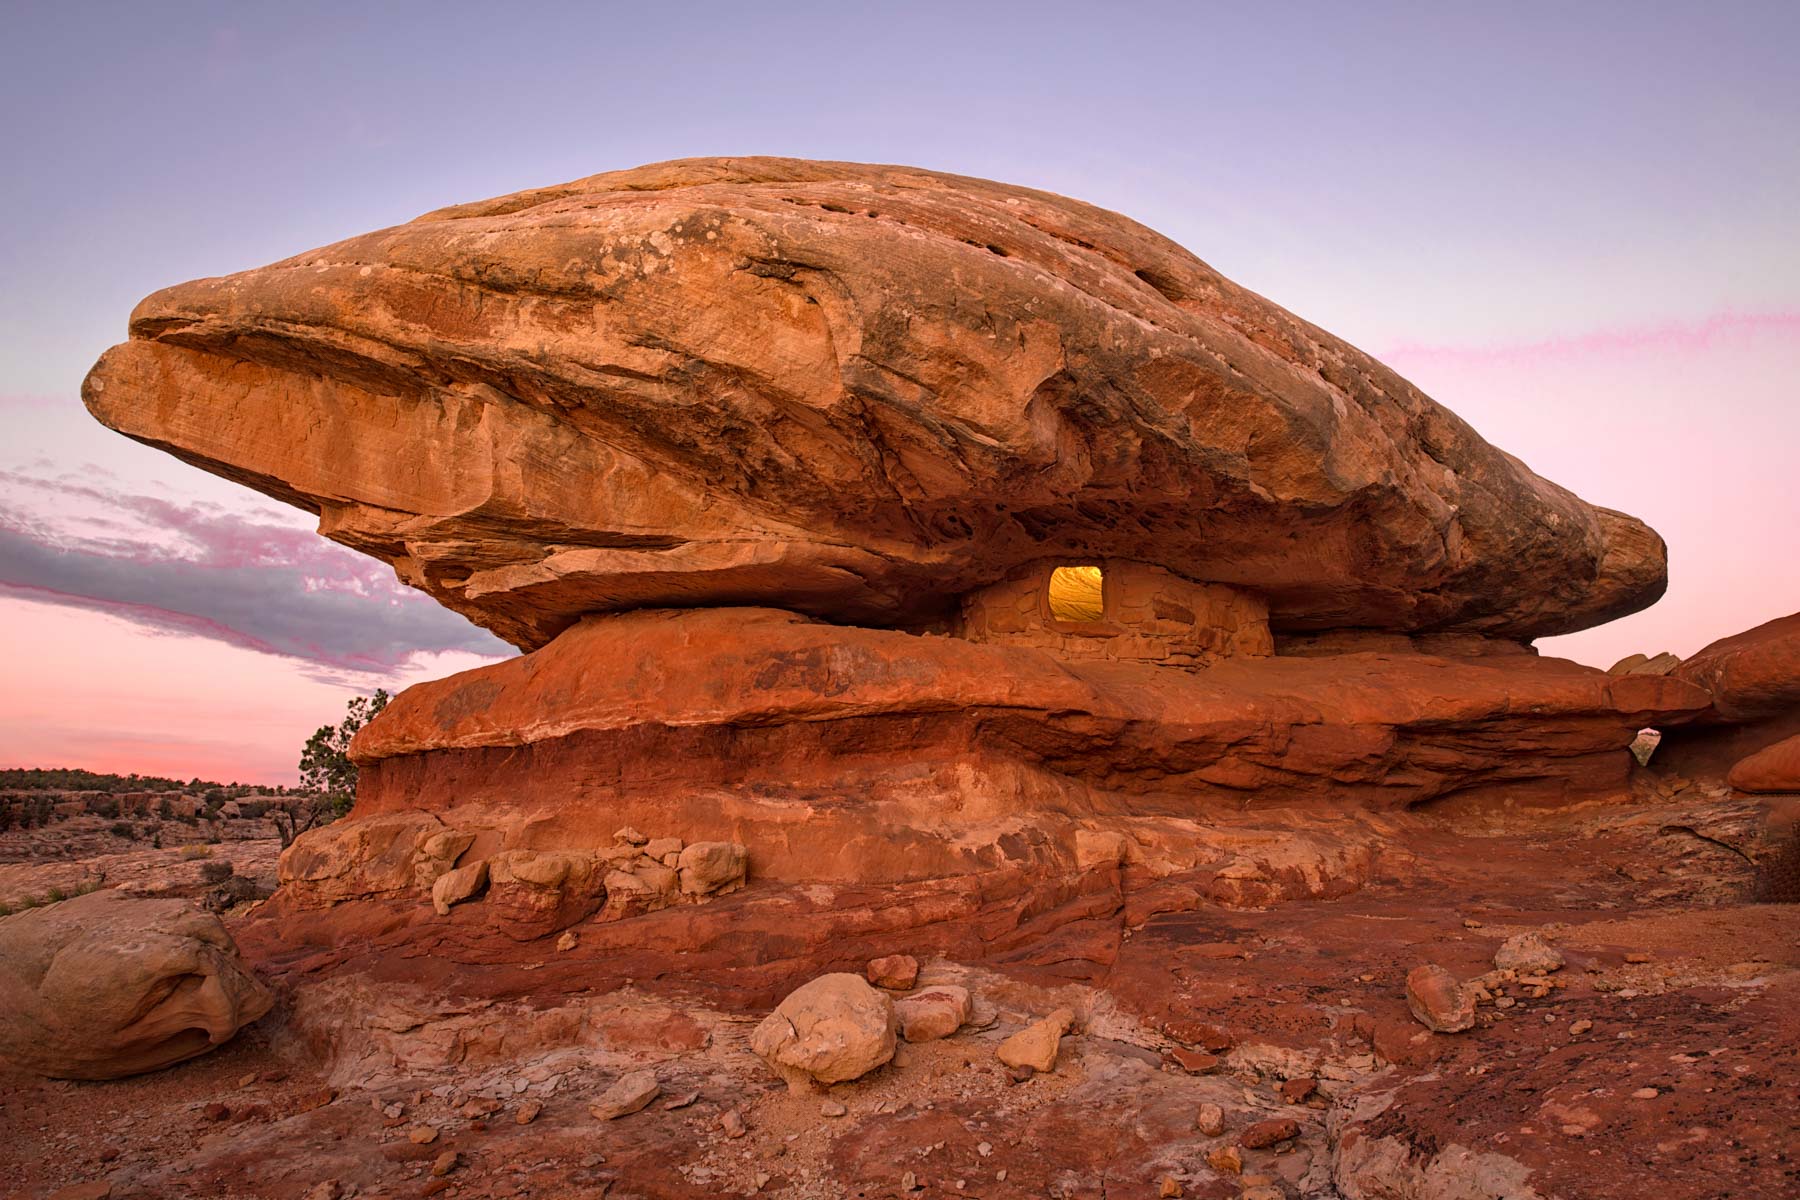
[0,469,511,684]
[1380,309,1800,366]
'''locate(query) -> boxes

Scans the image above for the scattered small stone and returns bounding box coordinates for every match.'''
[721,1109,746,1138]
[1625,952,1653,964]
[383,1101,405,1119]
[590,1070,660,1120]
[1205,1145,1243,1174]
[460,1096,502,1119]
[1494,932,1565,975]
[409,1125,439,1145]
[1462,918,1483,929]
[294,1086,336,1113]
[1168,1047,1221,1074]
[431,1151,459,1177]
[237,1071,258,1088]
[1196,1102,1226,1136]
[1633,1087,1660,1099]
[821,1099,847,1118]
[866,954,920,990]
[300,1184,340,1200]
[555,930,578,952]
[753,1171,772,1191]
[1159,1176,1182,1197]
[1242,1187,1285,1200]
[1238,1117,1301,1149]
[1569,1019,1593,1036]
[1007,1063,1036,1084]
[901,1170,921,1191]
[664,1090,700,1109]
[614,826,647,845]
[1406,964,1476,1033]
[896,985,973,1042]
[1495,996,1516,1009]
[997,1007,1076,1073]
[1279,1077,1317,1104]
[514,1099,542,1125]
[996,1169,1008,1181]
[202,1102,230,1122]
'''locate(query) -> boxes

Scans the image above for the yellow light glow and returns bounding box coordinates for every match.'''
[1047,565,1105,623]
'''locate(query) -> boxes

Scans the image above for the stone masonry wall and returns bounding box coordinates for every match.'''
[955,560,1272,666]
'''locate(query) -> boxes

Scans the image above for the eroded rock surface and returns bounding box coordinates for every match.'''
[84,157,1665,649]
[310,607,1709,913]
[0,891,271,1079]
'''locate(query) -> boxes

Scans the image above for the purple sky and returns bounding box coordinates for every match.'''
[3,2,1796,782]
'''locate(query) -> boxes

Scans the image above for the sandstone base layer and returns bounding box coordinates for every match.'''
[339,607,1704,884]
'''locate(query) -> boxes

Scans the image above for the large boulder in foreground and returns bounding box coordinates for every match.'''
[83,156,1665,650]
[0,890,272,1079]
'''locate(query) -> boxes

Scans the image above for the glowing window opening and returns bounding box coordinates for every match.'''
[1047,565,1105,623]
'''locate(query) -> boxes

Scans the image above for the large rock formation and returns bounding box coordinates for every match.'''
[80,157,1702,958]
[0,891,271,1079]
[83,157,1664,650]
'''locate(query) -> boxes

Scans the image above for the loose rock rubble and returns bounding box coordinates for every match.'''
[1405,964,1476,1033]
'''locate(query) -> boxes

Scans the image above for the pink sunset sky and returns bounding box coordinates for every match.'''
[3,3,1796,784]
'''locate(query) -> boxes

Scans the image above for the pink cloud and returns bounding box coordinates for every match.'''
[1380,309,1800,367]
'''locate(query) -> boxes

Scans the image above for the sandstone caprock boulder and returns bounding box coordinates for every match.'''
[84,157,1665,650]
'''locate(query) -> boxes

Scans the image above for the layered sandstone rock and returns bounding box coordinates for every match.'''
[302,607,1705,909]
[1673,612,1800,722]
[0,891,271,1079]
[1659,611,1800,779]
[83,157,1664,649]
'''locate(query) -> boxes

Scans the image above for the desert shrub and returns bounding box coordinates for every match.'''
[1753,826,1800,903]
[45,887,66,902]
[179,844,212,860]
[158,798,174,819]
[237,800,271,819]
[108,821,134,839]
[88,797,121,819]
[199,860,234,883]
[298,689,390,821]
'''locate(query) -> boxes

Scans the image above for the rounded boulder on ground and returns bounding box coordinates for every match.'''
[749,972,897,1088]
[0,890,273,1079]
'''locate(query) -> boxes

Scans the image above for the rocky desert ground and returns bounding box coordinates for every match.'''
[4,158,1796,1200]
